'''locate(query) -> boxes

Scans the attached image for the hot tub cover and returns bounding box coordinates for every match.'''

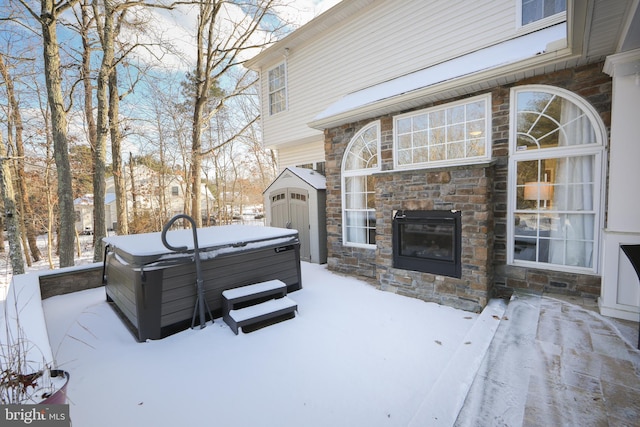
[103,225,299,267]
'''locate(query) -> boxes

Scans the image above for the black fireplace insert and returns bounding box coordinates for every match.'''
[392,210,462,278]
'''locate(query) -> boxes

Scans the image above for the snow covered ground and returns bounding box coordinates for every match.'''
[5,230,637,426]
[0,230,504,426]
[40,261,493,427]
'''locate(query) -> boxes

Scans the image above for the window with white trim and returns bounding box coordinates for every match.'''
[342,122,380,247]
[520,0,566,26]
[268,63,286,115]
[394,94,491,169]
[509,85,605,273]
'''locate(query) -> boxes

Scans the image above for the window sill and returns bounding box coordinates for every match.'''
[509,260,600,277]
[516,12,566,36]
[376,158,497,176]
[343,242,377,250]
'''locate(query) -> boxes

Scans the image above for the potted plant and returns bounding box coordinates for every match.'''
[1,292,69,404]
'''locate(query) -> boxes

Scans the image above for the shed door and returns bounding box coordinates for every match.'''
[270,188,310,261]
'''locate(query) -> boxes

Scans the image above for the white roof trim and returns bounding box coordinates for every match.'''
[263,166,327,194]
[311,23,567,126]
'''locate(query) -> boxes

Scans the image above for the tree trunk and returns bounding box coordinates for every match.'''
[79,0,104,262]
[40,1,75,267]
[93,0,115,241]
[129,152,138,223]
[0,55,42,263]
[109,66,128,234]
[0,133,24,275]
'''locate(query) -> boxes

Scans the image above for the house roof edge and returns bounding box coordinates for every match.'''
[246,0,378,70]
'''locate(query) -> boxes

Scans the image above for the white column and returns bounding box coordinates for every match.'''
[599,49,640,321]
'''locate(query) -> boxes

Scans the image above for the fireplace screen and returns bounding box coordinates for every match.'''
[392,210,462,278]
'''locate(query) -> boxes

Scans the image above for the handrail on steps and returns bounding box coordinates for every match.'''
[161,214,213,329]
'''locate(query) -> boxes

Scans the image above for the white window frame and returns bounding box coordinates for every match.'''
[342,121,381,249]
[507,85,607,274]
[392,94,492,171]
[517,0,567,31]
[268,62,287,115]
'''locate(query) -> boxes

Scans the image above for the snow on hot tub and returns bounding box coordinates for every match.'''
[103,225,301,341]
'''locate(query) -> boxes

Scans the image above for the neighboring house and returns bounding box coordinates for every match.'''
[247,0,640,320]
[73,194,95,235]
[74,193,117,234]
[76,165,216,233]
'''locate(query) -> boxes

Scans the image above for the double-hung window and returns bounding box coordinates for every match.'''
[268,63,287,115]
[393,94,491,169]
[342,122,380,248]
[508,85,606,273]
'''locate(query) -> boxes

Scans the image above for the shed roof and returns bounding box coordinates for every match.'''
[264,166,327,194]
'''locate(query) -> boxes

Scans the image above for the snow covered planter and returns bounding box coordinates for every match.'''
[1,272,69,404]
[0,321,70,404]
[0,365,69,404]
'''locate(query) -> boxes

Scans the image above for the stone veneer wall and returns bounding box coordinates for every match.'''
[324,62,611,312]
[325,117,495,312]
[375,165,494,312]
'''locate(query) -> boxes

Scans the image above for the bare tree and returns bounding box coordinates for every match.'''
[0,53,42,264]
[190,0,283,227]
[92,0,174,241]
[18,0,80,267]
[91,0,125,247]
[0,132,25,274]
[145,76,188,225]
[70,0,104,260]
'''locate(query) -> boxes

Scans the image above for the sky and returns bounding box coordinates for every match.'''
[142,0,344,71]
[0,0,343,149]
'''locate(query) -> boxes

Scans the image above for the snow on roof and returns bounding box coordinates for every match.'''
[264,166,327,194]
[286,166,327,190]
[74,193,117,205]
[312,23,567,125]
[74,194,94,205]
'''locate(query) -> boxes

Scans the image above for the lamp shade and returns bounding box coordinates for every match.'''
[524,181,553,201]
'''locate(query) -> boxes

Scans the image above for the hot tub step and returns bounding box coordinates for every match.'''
[225,296,297,335]
[222,279,288,313]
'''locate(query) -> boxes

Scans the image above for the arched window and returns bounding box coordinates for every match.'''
[508,85,606,273]
[342,122,381,247]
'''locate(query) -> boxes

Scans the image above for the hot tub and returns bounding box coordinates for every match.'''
[103,225,301,341]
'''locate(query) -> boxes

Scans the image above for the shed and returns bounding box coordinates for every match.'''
[264,167,327,264]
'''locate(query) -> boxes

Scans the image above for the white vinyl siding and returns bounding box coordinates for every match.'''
[258,0,522,149]
[276,139,325,170]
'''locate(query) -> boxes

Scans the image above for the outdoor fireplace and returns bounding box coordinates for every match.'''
[392,210,462,278]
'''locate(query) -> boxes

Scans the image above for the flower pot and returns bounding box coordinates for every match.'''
[39,370,70,404]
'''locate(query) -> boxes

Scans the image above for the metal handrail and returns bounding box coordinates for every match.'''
[161,214,213,329]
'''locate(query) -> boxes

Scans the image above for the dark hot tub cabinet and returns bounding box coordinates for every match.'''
[103,225,301,341]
